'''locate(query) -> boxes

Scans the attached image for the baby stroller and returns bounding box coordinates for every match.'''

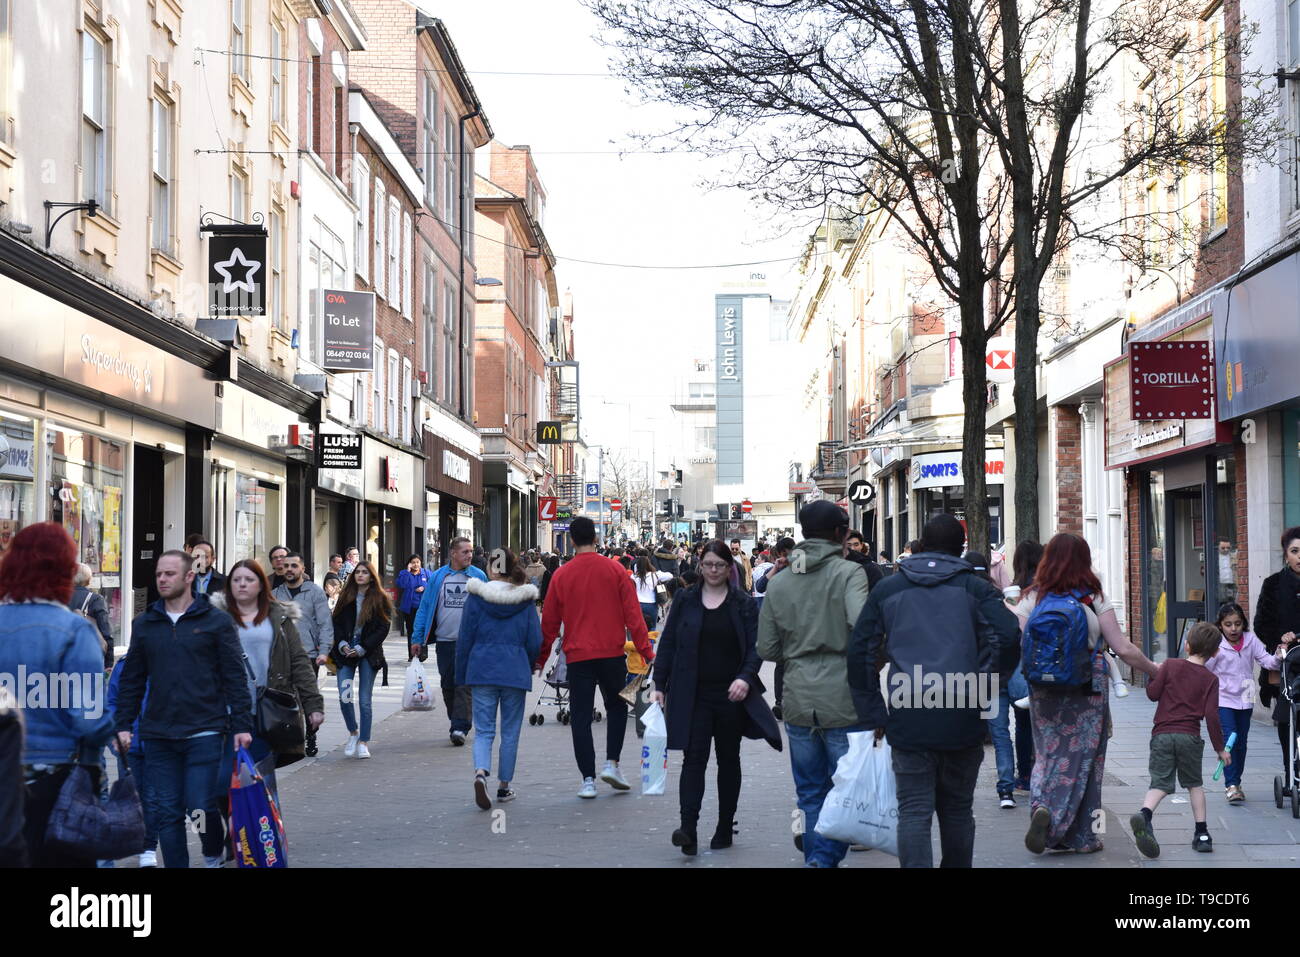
[1273,644,1300,817]
[529,638,602,726]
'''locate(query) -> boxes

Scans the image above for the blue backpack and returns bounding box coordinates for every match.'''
[1022,590,1100,688]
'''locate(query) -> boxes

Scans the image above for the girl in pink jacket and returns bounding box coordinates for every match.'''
[1205,602,1293,804]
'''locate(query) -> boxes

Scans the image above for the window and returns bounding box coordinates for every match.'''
[305,56,316,153]
[334,86,346,180]
[462,302,472,413]
[353,154,369,281]
[402,358,413,444]
[270,21,285,128]
[388,349,399,438]
[388,196,400,304]
[229,167,247,223]
[81,29,109,211]
[695,427,716,450]
[1291,0,1300,209]
[1206,6,1228,231]
[305,220,345,366]
[402,213,413,319]
[353,372,366,426]
[423,259,437,390]
[268,208,283,331]
[443,283,456,404]
[373,336,385,433]
[444,111,456,231]
[423,77,438,215]
[462,140,474,255]
[151,97,172,253]
[373,178,387,298]
[231,0,248,85]
[0,1,12,144]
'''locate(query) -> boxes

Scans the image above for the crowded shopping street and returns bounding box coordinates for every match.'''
[2,0,1298,940]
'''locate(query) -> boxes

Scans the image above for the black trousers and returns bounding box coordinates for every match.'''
[774,661,785,702]
[679,689,744,832]
[566,656,629,780]
[23,766,103,868]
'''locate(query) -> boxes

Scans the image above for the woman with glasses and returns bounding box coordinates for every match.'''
[652,540,780,856]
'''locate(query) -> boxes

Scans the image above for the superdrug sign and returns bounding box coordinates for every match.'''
[1129,341,1214,420]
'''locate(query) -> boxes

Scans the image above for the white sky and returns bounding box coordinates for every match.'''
[431,0,805,476]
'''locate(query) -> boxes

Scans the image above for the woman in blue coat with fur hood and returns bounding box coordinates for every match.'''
[456,548,542,809]
[652,540,781,857]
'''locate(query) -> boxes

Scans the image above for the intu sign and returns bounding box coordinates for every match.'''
[443,449,470,484]
[910,449,1005,490]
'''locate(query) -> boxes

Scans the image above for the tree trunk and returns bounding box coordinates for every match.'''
[959,291,990,558]
[1011,281,1040,547]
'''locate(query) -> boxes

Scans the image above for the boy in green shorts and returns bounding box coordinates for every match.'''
[1131,622,1231,857]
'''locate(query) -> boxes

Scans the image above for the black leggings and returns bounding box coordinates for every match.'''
[679,690,744,832]
[774,661,785,703]
[566,656,629,780]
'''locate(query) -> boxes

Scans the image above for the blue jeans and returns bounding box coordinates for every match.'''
[1218,707,1252,788]
[988,687,1035,794]
[144,734,225,869]
[892,745,984,868]
[471,686,527,782]
[640,602,658,633]
[127,751,158,853]
[337,657,377,741]
[785,722,864,867]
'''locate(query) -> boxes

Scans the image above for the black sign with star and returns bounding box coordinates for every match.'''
[208,233,266,317]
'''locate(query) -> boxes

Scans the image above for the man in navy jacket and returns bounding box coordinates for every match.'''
[115,550,251,869]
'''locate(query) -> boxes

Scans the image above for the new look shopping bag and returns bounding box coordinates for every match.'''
[814,732,899,856]
[402,659,436,711]
[639,702,668,795]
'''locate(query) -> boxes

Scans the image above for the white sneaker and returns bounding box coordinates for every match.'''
[599,761,631,791]
[203,854,224,868]
[137,849,157,868]
[344,734,359,757]
[1013,697,1031,710]
[356,742,371,759]
[578,777,598,799]
[1113,680,1130,698]
[999,794,1016,809]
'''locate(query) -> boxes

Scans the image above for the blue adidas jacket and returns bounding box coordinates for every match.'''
[410,563,489,646]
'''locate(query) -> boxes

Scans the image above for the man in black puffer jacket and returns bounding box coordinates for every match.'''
[844,529,884,590]
[847,514,1019,868]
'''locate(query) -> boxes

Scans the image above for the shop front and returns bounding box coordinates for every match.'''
[483,460,532,553]
[0,269,218,638]
[1105,318,1240,665]
[313,422,364,581]
[423,430,483,569]
[909,448,1005,544]
[363,435,419,588]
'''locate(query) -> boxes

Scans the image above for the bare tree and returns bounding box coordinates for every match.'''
[586,0,1276,552]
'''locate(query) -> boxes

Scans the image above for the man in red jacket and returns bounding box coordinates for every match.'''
[536,516,654,798]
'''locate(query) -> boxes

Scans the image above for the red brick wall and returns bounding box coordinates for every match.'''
[1054,406,1083,535]
[297,21,350,180]
[347,0,419,155]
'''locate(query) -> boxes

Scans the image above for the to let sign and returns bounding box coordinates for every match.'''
[1129,341,1214,420]
[321,289,376,372]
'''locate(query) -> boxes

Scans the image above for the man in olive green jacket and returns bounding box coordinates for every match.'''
[758,500,870,868]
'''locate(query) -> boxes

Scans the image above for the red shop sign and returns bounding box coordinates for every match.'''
[1129,341,1214,420]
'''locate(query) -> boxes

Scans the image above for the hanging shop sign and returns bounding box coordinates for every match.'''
[317,433,362,470]
[1128,341,1214,420]
[207,230,267,317]
[320,289,376,372]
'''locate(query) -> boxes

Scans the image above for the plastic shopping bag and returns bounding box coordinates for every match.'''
[229,747,288,868]
[640,702,668,796]
[814,732,898,856]
[402,659,436,712]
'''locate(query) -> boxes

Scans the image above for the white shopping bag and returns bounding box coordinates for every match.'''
[814,732,898,856]
[402,659,436,712]
[639,702,668,795]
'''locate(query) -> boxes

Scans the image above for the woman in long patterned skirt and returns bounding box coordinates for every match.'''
[1013,534,1158,854]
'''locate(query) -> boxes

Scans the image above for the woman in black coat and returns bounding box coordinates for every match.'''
[1253,525,1300,781]
[652,540,780,856]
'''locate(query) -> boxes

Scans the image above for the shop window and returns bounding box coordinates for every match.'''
[1145,471,1169,663]
[1213,454,1238,607]
[235,473,279,570]
[45,426,127,642]
[0,411,36,563]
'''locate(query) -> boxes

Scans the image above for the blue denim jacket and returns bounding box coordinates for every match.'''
[0,600,116,766]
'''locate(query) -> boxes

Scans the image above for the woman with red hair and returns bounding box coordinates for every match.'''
[1012,533,1158,854]
[0,522,117,866]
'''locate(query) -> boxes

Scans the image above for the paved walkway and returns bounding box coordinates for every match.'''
[263,645,1300,868]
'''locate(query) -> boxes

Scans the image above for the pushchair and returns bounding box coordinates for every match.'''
[529,638,602,726]
[1273,644,1300,817]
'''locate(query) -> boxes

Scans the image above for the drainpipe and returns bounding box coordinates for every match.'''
[456,106,482,421]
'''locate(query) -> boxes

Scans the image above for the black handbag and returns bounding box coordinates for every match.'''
[45,746,146,861]
[243,654,305,754]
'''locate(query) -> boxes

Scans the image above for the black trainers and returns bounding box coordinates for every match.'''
[710,821,737,850]
[473,775,491,811]
[304,731,318,758]
[1130,812,1160,858]
[1193,832,1213,853]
